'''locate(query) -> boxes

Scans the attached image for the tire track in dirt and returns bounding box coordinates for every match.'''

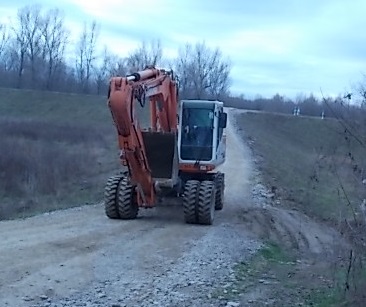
[220,108,352,306]
[230,108,348,259]
[241,206,344,256]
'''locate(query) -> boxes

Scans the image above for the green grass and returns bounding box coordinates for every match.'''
[213,241,361,306]
[212,242,296,302]
[305,289,344,307]
[303,260,366,307]
[234,241,296,281]
[258,242,294,263]
[235,111,366,223]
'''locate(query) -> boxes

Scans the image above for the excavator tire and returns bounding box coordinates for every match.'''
[215,172,225,210]
[117,178,139,219]
[197,180,216,225]
[183,180,200,224]
[104,175,123,219]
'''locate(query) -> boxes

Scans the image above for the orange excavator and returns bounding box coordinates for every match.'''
[105,67,227,224]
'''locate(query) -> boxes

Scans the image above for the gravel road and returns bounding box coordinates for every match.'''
[0,109,347,307]
[0,110,261,307]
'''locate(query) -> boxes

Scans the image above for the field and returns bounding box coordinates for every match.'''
[0,88,122,219]
[234,111,366,224]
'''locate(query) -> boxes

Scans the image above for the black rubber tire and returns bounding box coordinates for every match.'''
[197,180,216,225]
[215,172,225,210]
[117,178,139,219]
[104,175,123,219]
[183,180,200,224]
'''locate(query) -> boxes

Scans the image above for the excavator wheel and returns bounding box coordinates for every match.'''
[104,175,123,219]
[183,180,200,224]
[197,180,216,225]
[117,178,139,219]
[215,172,225,210]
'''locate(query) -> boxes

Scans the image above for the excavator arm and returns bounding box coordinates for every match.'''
[107,68,178,207]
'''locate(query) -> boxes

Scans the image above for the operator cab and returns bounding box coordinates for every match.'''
[178,100,227,166]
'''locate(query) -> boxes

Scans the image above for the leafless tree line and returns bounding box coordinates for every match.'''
[176,43,231,100]
[0,5,231,98]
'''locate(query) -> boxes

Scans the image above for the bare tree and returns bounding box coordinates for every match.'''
[175,41,231,99]
[0,23,9,60]
[94,46,112,95]
[40,8,68,90]
[75,20,99,93]
[355,74,366,106]
[10,15,28,88]
[207,53,231,99]
[110,57,128,76]
[0,24,11,86]
[17,5,42,87]
[127,39,162,72]
[175,43,194,98]
[94,46,130,94]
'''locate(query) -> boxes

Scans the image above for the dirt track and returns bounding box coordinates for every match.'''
[0,109,345,307]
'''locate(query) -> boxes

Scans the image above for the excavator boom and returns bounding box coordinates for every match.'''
[107,68,178,207]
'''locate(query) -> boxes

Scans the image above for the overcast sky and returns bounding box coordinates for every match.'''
[1,0,366,99]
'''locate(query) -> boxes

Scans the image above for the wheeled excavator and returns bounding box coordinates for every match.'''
[104,67,227,225]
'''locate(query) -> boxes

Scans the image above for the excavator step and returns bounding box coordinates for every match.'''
[141,131,176,179]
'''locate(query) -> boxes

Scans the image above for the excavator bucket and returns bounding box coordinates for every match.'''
[141,131,177,179]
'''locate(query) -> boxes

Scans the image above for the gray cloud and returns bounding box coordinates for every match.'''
[1,0,365,98]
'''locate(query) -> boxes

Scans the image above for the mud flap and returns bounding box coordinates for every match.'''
[141,131,177,179]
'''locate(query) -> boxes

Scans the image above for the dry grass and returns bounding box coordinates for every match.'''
[234,111,366,222]
[0,87,124,219]
[0,87,152,219]
[0,117,118,219]
[234,111,366,305]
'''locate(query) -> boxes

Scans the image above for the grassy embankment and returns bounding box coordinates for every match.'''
[0,88,152,219]
[235,111,365,223]
[233,111,366,306]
